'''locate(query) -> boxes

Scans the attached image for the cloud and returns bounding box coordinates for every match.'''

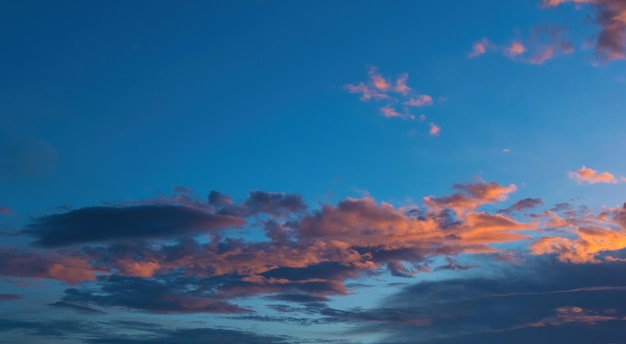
[529,203,626,263]
[469,26,574,64]
[328,259,626,343]
[497,198,544,215]
[0,250,98,284]
[380,106,415,120]
[0,318,295,344]
[469,39,489,57]
[542,0,626,61]
[345,67,437,123]
[0,294,21,301]
[429,122,440,136]
[505,40,527,58]
[568,165,618,184]
[24,205,246,247]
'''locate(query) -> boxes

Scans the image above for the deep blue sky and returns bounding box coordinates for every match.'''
[2,1,626,343]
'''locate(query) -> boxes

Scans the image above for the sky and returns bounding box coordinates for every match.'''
[2,0,626,343]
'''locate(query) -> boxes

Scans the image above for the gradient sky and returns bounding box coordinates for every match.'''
[2,1,626,343]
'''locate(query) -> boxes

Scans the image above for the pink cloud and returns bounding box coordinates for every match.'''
[429,122,440,136]
[404,95,433,107]
[469,39,488,57]
[568,165,618,184]
[394,73,411,95]
[368,67,390,91]
[505,41,527,58]
[380,106,415,120]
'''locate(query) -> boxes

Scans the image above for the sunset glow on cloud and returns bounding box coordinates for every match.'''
[2,1,626,343]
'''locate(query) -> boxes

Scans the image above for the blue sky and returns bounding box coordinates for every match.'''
[3,1,626,343]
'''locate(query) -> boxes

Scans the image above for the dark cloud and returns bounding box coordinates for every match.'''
[0,293,21,301]
[0,318,297,344]
[86,327,293,344]
[326,258,626,343]
[497,198,543,215]
[24,205,245,247]
[49,301,107,314]
[433,257,477,271]
[61,274,251,314]
[210,190,307,217]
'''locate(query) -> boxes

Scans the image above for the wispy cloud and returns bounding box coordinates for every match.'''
[469,25,574,64]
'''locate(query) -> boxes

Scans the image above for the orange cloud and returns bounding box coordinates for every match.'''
[568,165,618,184]
[429,122,440,136]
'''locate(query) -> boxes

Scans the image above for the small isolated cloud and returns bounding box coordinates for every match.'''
[505,40,527,58]
[469,39,489,57]
[404,95,433,107]
[502,148,510,153]
[568,165,618,184]
[429,122,440,136]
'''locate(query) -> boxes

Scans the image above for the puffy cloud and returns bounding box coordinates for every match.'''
[394,73,411,95]
[469,26,574,64]
[568,165,618,184]
[497,198,544,215]
[329,259,626,343]
[530,203,626,263]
